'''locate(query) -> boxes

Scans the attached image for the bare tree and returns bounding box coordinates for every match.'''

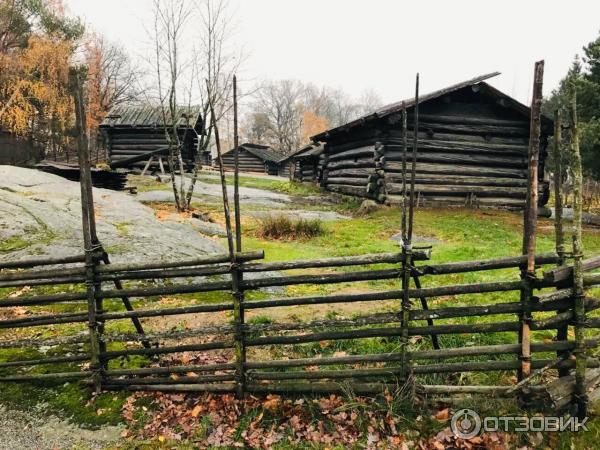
[250,79,304,155]
[151,0,193,211]
[184,0,243,210]
[85,35,141,113]
[246,80,382,151]
[149,0,242,211]
[356,88,383,116]
[244,111,270,143]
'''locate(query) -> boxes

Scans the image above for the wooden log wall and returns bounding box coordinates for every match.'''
[105,129,196,168]
[321,128,383,199]
[279,160,292,178]
[382,119,548,208]
[318,88,551,208]
[220,149,267,174]
[290,158,318,182]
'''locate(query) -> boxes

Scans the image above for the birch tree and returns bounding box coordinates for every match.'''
[151,0,192,211]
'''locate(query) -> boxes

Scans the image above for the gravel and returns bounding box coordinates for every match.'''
[0,405,123,450]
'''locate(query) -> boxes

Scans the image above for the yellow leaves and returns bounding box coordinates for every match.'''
[262,394,282,410]
[190,404,203,418]
[301,109,329,144]
[0,35,73,137]
[434,408,450,422]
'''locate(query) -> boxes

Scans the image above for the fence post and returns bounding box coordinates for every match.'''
[569,86,587,419]
[552,109,570,377]
[209,93,246,398]
[232,76,247,396]
[70,67,104,392]
[519,61,544,406]
[400,75,420,382]
[231,263,246,397]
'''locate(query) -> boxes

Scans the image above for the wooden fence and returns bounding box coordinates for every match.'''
[1,247,600,407]
[0,64,598,419]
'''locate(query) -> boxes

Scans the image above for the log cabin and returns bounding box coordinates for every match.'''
[99,105,208,170]
[279,143,324,181]
[311,72,552,208]
[0,129,42,165]
[219,143,284,175]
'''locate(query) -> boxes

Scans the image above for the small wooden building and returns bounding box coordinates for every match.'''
[312,73,552,208]
[0,130,41,165]
[219,143,284,175]
[279,143,324,181]
[100,105,208,169]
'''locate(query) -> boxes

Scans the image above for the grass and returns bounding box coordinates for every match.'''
[130,172,322,198]
[3,172,600,447]
[255,215,325,240]
[0,234,31,252]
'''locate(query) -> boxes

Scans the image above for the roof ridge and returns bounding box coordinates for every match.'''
[311,71,503,141]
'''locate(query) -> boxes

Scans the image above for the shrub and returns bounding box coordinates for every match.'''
[256,214,324,240]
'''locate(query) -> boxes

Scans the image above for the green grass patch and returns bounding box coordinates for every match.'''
[256,215,325,240]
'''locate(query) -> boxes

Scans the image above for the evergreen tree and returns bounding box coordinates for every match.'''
[544,32,600,179]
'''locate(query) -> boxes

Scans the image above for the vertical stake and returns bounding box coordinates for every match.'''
[519,61,544,404]
[70,67,104,392]
[399,102,409,378]
[569,85,587,419]
[553,109,569,377]
[400,74,419,382]
[553,110,566,265]
[408,75,419,241]
[209,90,245,398]
[400,102,408,241]
[233,75,242,253]
[233,75,247,398]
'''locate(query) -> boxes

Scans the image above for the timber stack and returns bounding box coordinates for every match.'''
[312,72,552,208]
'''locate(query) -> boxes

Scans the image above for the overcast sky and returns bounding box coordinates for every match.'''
[65,0,600,107]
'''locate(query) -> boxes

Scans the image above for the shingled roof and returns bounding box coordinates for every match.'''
[100,105,203,129]
[223,143,285,163]
[311,72,551,141]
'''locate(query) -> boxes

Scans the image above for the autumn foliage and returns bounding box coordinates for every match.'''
[120,390,516,449]
[0,1,135,160]
[301,109,329,144]
[0,36,73,136]
[0,0,80,157]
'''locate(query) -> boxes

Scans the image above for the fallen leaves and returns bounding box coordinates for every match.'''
[421,426,512,450]
[117,355,521,449]
[262,394,281,410]
[434,408,450,422]
[190,404,203,418]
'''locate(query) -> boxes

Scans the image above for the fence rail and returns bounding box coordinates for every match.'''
[1,248,599,407]
[0,63,597,418]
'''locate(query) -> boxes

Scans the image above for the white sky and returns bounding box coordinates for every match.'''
[65,0,600,107]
